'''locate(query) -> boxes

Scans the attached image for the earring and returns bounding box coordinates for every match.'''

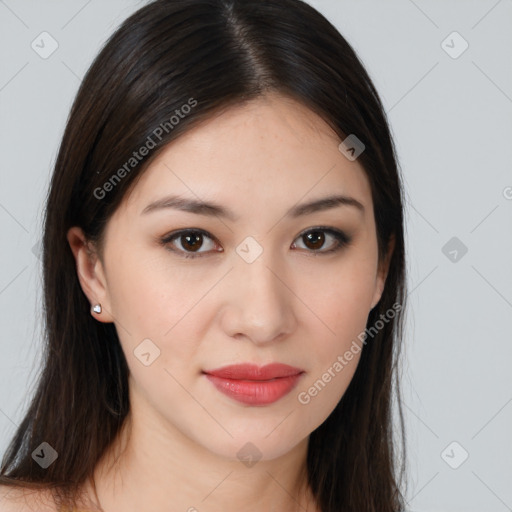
[92,304,102,314]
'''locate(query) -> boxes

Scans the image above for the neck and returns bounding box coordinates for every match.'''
[86,394,317,512]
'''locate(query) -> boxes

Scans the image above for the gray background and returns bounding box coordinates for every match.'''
[1,1,511,511]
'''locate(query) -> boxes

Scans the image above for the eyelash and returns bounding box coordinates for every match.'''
[159,226,352,260]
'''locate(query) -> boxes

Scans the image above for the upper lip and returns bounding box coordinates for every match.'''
[203,363,304,381]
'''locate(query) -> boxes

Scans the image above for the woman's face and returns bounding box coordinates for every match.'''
[71,93,390,462]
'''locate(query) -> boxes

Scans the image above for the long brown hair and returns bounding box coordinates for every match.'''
[0,1,408,510]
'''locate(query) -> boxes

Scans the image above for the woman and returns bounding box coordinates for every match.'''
[0,0,408,510]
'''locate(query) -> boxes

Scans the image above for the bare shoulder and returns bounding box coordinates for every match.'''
[0,485,59,511]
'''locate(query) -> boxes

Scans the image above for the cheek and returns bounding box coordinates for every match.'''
[304,283,367,384]
[107,252,241,399]
[107,247,214,334]
[307,252,377,339]
[107,255,211,409]
[294,286,366,424]
[293,254,375,408]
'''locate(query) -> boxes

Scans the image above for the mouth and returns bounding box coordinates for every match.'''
[203,363,305,406]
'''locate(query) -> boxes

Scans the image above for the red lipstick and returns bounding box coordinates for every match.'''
[203,363,304,406]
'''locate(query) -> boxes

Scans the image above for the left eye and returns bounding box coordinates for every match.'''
[291,228,350,254]
[160,227,351,259]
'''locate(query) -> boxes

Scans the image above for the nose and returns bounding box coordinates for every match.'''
[220,252,297,346]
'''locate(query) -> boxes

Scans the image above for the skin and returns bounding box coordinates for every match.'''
[63,92,393,512]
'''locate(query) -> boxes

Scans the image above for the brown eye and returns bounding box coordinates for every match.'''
[291,227,351,254]
[161,226,350,260]
[180,232,204,252]
[303,231,326,250]
[160,229,220,259]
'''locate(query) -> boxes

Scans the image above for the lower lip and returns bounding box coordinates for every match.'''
[204,373,304,405]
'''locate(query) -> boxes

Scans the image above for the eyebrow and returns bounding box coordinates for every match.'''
[141,193,365,220]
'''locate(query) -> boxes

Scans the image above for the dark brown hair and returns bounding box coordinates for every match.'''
[1,0,408,510]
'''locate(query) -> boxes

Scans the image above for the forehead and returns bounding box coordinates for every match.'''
[117,93,372,221]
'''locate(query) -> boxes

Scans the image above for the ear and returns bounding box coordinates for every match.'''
[370,233,395,310]
[67,226,114,322]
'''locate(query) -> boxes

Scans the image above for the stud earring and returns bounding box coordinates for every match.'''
[92,304,102,314]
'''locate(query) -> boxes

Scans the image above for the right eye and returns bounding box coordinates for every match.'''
[160,229,223,259]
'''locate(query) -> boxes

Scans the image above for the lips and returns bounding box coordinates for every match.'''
[205,363,303,380]
[203,363,305,406]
